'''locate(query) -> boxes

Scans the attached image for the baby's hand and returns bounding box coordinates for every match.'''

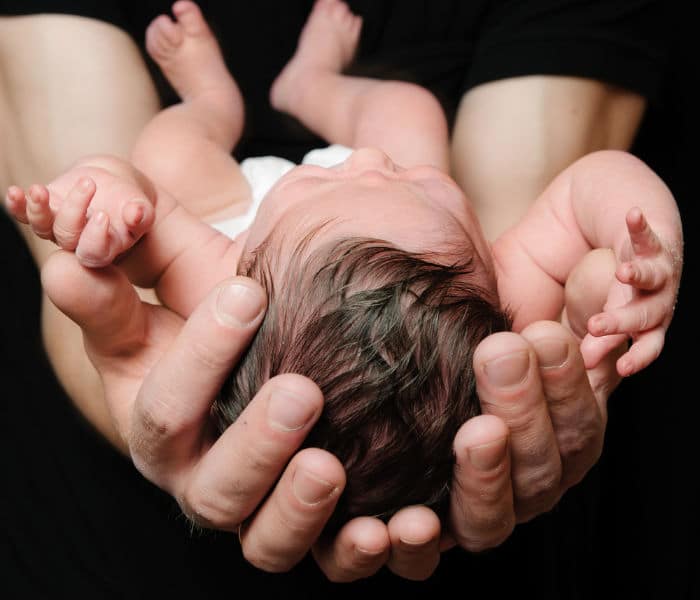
[581,207,681,377]
[5,174,154,268]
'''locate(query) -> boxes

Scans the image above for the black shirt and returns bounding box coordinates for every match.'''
[0,0,671,161]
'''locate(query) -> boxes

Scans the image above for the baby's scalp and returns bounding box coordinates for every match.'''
[216,229,511,532]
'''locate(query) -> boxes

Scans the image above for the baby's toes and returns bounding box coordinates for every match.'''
[75,211,119,268]
[145,14,183,62]
[52,177,96,251]
[26,184,55,240]
[172,1,209,36]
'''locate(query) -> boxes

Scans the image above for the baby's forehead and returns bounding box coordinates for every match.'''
[247,224,496,300]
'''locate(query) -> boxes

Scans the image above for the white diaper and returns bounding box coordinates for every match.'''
[211,144,353,239]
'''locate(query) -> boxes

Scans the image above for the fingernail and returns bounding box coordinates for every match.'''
[536,339,569,369]
[124,201,146,226]
[399,536,430,547]
[483,350,529,387]
[355,546,385,559]
[215,282,265,327]
[468,437,507,471]
[267,388,317,432]
[293,469,338,505]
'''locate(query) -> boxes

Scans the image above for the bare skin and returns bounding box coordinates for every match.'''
[270,0,363,112]
[271,0,449,171]
[0,0,643,582]
[133,1,250,222]
[451,76,646,241]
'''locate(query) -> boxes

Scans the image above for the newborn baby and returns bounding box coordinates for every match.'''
[5,0,682,532]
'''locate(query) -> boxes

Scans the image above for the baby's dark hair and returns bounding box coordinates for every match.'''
[213,228,511,533]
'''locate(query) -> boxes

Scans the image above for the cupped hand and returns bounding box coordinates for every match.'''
[39,250,449,581]
[445,319,621,552]
[41,250,623,582]
[318,319,622,579]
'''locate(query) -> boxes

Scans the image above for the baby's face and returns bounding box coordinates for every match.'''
[244,148,495,285]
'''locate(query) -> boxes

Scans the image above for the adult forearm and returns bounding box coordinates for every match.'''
[0,14,161,448]
[450,75,646,241]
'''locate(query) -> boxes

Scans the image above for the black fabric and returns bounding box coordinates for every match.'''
[0,0,671,160]
[1,1,695,598]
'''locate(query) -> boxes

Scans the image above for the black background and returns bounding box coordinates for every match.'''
[1,2,696,598]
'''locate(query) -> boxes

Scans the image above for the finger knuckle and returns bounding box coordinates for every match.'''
[457,517,515,553]
[557,424,600,461]
[136,389,191,445]
[518,468,560,507]
[325,570,358,584]
[138,400,178,441]
[186,339,232,372]
[244,439,286,475]
[53,223,81,247]
[637,306,650,331]
[180,485,241,531]
[241,542,293,573]
[469,471,511,507]
[35,226,54,240]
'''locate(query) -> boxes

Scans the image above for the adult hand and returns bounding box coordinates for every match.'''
[316,320,622,579]
[42,250,622,582]
[39,250,440,581]
[446,320,622,551]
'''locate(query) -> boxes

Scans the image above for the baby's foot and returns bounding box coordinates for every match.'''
[145,1,238,101]
[270,0,362,113]
[5,176,154,268]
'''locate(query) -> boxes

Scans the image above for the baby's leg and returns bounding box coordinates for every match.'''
[132,1,249,218]
[271,0,449,171]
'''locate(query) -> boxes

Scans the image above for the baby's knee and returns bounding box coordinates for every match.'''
[374,81,446,128]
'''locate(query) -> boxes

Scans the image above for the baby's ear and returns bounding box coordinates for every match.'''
[563,248,615,340]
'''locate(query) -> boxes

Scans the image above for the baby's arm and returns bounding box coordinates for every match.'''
[5,155,242,317]
[495,150,682,377]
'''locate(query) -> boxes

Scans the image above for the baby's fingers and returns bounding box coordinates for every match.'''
[75,211,118,267]
[26,184,55,240]
[616,258,668,291]
[626,207,661,257]
[120,198,155,240]
[617,329,665,377]
[580,331,628,370]
[588,297,668,338]
[5,186,29,223]
[75,199,153,269]
[53,177,95,250]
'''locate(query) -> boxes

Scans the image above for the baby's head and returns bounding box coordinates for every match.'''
[214,148,511,532]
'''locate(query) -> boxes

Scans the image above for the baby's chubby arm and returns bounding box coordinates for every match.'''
[5,155,242,317]
[495,150,682,376]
